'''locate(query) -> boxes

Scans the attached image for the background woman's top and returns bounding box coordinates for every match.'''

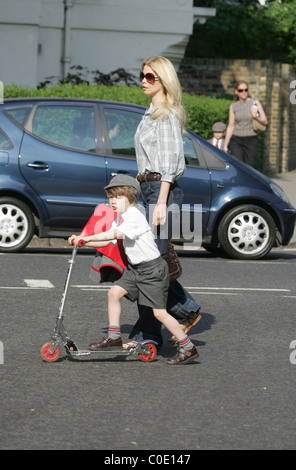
[134,107,185,184]
[232,100,257,137]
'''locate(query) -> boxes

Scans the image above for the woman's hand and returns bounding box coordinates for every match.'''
[153,203,167,226]
[250,105,258,119]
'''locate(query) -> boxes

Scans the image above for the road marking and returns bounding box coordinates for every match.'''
[24,279,54,288]
[71,285,292,296]
[72,285,110,291]
[73,284,290,292]
[189,292,241,296]
[184,287,290,292]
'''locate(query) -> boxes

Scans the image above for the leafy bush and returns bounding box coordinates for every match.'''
[4,83,231,139]
[182,94,230,139]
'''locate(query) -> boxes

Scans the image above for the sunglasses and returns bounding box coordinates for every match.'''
[139,71,159,85]
[237,88,248,92]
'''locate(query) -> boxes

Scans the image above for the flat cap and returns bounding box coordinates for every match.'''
[104,174,141,199]
[212,122,226,132]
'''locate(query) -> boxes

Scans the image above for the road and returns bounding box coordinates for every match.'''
[1,246,296,451]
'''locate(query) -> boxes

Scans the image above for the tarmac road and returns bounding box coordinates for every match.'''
[1,247,296,450]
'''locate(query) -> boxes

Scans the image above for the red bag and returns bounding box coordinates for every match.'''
[80,203,127,283]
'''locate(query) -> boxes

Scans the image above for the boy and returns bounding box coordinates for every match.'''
[208,121,226,149]
[69,175,198,365]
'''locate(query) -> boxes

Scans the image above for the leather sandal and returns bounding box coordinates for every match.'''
[168,312,201,345]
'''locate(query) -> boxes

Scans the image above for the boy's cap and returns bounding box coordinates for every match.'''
[212,122,226,132]
[104,174,141,199]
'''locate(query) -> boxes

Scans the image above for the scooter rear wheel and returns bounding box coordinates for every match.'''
[40,342,60,362]
[138,343,157,362]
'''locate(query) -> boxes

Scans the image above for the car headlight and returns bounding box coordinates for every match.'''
[270,183,291,204]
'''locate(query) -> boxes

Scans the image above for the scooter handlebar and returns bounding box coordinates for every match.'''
[71,239,85,247]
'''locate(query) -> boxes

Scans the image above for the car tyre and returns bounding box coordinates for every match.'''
[0,197,35,252]
[218,204,276,260]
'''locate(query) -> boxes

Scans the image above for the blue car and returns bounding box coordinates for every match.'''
[0,97,295,259]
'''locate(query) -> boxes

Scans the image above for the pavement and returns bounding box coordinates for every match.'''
[271,169,296,246]
[28,169,296,249]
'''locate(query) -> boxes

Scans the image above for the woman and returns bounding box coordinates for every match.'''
[127,56,201,349]
[223,81,268,167]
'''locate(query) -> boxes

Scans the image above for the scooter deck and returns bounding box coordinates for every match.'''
[67,342,153,357]
[41,340,157,363]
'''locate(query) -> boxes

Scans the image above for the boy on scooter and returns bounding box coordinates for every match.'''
[68,174,198,365]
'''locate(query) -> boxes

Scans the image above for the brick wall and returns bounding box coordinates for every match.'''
[179,58,296,174]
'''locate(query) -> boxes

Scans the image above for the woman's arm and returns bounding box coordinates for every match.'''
[153,181,171,226]
[251,99,268,126]
[223,104,235,152]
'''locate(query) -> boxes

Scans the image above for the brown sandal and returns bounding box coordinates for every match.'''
[168,313,201,345]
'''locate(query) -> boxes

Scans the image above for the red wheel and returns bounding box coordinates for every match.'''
[40,342,60,362]
[139,343,157,362]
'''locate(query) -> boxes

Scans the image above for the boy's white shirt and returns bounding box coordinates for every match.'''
[111,205,160,265]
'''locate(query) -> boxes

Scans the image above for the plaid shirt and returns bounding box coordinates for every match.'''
[134,107,185,183]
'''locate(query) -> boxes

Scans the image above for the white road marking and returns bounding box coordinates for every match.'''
[24,279,54,288]
[184,287,290,292]
[71,284,291,295]
[0,282,292,295]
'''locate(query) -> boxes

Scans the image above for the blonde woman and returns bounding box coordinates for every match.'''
[224,81,268,167]
[127,56,201,355]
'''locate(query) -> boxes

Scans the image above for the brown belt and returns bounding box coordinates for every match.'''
[137,172,161,183]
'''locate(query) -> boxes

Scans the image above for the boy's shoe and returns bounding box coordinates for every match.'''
[166,345,199,365]
[168,311,201,345]
[88,336,122,350]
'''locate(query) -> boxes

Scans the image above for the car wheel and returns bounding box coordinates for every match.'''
[0,197,35,252]
[217,204,276,260]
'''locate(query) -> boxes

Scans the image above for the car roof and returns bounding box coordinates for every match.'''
[3,97,146,111]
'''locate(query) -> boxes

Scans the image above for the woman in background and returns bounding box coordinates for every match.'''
[224,81,268,167]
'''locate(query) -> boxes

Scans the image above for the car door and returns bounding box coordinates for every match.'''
[19,102,107,231]
[177,134,211,243]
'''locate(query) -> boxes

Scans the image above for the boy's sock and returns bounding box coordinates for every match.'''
[108,325,121,340]
[178,336,194,351]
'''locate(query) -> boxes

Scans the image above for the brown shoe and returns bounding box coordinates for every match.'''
[88,335,122,351]
[168,311,201,345]
[167,345,199,365]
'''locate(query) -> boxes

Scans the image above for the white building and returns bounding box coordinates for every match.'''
[0,0,215,87]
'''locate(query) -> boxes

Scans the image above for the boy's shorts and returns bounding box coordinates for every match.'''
[116,257,169,309]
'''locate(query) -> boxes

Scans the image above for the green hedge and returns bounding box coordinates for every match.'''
[4,83,231,140]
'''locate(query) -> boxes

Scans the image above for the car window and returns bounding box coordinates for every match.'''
[0,129,13,149]
[202,146,227,170]
[183,135,202,167]
[103,108,143,157]
[4,106,32,127]
[31,105,96,152]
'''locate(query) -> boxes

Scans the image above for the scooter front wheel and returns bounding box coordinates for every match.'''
[138,343,157,362]
[40,342,60,362]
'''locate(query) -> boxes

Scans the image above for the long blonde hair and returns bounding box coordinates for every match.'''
[142,56,186,132]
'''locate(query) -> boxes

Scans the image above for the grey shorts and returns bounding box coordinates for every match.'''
[116,257,169,309]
